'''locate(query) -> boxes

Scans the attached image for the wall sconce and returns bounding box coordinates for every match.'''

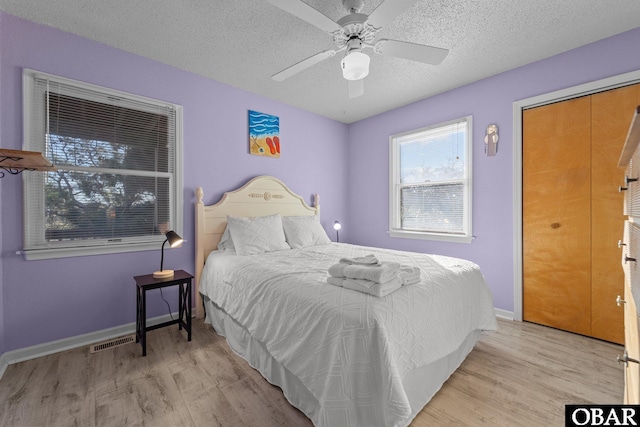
[484,124,499,156]
[153,230,183,279]
[333,221,342,243]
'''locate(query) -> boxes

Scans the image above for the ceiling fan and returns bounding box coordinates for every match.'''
[266,0,449,98]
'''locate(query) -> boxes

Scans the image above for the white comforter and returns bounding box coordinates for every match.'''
[200,243,497,427]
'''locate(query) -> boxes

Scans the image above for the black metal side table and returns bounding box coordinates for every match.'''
[135,269,193,356]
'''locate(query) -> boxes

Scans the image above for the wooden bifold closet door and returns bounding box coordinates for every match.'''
[523,83,640,344]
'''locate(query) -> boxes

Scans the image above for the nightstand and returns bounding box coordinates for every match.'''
[135,269,193,356]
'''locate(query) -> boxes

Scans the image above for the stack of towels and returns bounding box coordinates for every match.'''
[327,254,421,297]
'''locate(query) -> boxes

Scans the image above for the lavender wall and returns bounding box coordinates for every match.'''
[1,12,7,357]
[347,27,640,312]
[0,12,349,353]
[0,13,4,356]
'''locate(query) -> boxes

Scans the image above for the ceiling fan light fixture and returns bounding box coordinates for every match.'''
[341,51,370,80]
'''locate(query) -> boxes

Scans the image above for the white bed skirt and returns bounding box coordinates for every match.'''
[203,296,482,427]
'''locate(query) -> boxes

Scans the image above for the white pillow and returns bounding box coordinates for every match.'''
[282,215,331,248]
[217,226,235,251]
[226,214,290,255]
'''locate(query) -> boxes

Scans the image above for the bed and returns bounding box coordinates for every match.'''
[194,175,497,427]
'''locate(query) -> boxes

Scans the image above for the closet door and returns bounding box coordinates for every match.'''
[591,84,640,343]
[523,96,592,336]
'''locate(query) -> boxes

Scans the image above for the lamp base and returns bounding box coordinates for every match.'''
[153,269,175,279]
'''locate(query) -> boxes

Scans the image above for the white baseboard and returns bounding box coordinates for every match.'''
[0,352,9,379]
[495,308,514,320]
[0,312,180,380]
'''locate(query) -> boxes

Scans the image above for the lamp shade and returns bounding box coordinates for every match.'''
[165,230,183,248]
[153,230,183,279]
[341,52,370,81]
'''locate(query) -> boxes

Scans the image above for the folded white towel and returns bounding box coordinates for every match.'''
[339,254,380,265]
[327,276,402,297]
[399,266,421,286]
[328,263,347,278]
[328,262,400,284]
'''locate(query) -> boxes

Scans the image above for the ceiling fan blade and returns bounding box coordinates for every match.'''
[348,79,364,99]
[265,0,342,33]
[272,49,337,81]
[375,39,448,65]
[366,0,418,29]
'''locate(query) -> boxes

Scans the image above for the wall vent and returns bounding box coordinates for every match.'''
[89,335,135,353]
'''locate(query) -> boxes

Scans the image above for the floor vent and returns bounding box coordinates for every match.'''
[90,335,135,353]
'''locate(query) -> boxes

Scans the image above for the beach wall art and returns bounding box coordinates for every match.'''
[249,110,280,158]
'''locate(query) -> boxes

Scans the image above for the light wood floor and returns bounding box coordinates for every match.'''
[0,318,624,427]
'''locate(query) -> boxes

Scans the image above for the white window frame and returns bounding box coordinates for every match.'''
[389,116,473,243]
[21,69,183,260]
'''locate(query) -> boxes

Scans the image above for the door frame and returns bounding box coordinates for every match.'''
[512,70,640,321]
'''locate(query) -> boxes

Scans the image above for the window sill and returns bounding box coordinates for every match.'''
[21,241,166,260]
[389,229,473,244]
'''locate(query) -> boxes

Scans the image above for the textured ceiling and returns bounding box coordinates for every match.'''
[2,0,640,123]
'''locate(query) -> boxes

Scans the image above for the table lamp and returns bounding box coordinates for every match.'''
[333,221,342,243]
[153,230,183,278]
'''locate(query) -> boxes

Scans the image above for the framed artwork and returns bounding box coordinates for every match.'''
[249,110,280,157]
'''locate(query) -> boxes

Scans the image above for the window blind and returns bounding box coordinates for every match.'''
[400,183,464,233]
[23,70,181,257]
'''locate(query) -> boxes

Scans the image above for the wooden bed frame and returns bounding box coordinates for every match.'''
[194,175,320,318]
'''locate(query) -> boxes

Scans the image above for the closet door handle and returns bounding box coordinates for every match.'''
[617,295,626,306]
[625,255,637,263]
[618,351,640,366]
[626,176,639,185]
[619,240,627,248]
[620,186,629,192]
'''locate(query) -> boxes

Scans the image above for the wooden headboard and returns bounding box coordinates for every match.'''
[194,175,320,317]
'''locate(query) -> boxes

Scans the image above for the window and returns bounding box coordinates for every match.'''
[389,116,472,243]
[22,69,183,260]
